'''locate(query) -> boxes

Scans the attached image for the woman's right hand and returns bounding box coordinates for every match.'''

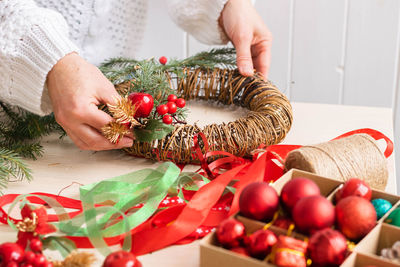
[47,53,134,150]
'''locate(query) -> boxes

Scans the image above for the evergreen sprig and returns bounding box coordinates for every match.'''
[0,149,32,192]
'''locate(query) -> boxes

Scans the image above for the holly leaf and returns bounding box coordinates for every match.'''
[42,236,77,258]
[133,119,174,142]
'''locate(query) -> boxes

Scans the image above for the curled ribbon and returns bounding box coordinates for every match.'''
[0,128,393,256]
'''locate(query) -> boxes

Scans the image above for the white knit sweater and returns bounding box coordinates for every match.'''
[0,0,229,115]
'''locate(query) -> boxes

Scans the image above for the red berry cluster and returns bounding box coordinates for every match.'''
[0,238,52,267]
[156,94,186,125]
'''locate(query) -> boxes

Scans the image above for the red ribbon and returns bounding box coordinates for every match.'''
[0,128,393,254]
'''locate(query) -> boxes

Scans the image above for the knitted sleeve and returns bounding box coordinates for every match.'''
[166,0,230,45]
[0,0,79,115]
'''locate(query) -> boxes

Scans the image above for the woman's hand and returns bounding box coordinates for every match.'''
[47,53,133,150]
[220,0,272,79]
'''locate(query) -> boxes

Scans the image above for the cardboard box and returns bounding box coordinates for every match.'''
[200,169,400,267]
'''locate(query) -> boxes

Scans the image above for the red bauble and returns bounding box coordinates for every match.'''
[175,98,186,108]
[162,115,173,124]
[308,228,348,266]
[29,238,42,252]
[167,94,177,102]
[0,243,24,265]
[292,195,335,234]
[128,93,154,118]
[230,247,249,257]
[156,104,168,116]
[33,254,47,267]
[239,182,279,221]
[335,178,372,203]
[159,56,167,65]
[336,196,376,240]
[103,251,142,267]
[216,218,246,248]
[166,102,177,114]
[246,229,277,259]
[280,177,321,212]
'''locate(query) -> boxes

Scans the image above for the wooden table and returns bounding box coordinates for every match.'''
[0,102,396,266]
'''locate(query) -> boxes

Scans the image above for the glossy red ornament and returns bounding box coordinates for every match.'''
[162,115,173,125]
[246,229,277,259]
[128,92,154,118]
[166,102,177,114]
[239,182,279,221]
[167,94,177,102]
[216,218,246,248]
[230,247,249,257]
[336,196,376,240]
[29,238,42,252]
[33,254,47,267]
[175,98,186,108]
[159,56,167,65]
[292,195,335,234]
[335,178,372,203]
[272,235,307,267]
[0,243,24,265]
[156,104,168,116]
[308,228,348,266]
[103,250,142,267]
[280,177,321,212]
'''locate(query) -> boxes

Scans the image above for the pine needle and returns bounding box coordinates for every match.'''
[0,149,32,192]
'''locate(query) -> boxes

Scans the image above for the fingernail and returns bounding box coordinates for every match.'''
[121,139,133,148]
[240,65,254,76]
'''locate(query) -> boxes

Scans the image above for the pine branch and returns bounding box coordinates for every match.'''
[0,149,32,192]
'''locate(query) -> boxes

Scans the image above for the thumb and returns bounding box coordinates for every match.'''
[97,79,121,106]
[235,37,254,76]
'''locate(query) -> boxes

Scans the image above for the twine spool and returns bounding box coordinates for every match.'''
[284,134,388,190]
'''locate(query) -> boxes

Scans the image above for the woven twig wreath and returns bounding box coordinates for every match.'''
[115,68,293,164]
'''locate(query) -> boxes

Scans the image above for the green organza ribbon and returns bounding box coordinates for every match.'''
[8,162,210,255]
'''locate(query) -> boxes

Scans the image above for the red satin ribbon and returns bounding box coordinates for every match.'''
[0,128,393,254]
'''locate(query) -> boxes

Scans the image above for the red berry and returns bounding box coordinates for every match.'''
[167,94,177,102]
[159,56,167,65]
[29,238,42,252]
[20,263,34,267]
[127,92,154,118]
[156,104,168,116]
[103,250,142,267]
[162,115,173,125]
[0,243,24,264]
[33,254,46,267]
[24,251,35,263]
[121,122,131,129]
[6,262,18,267]
[166,102,177,114]
[175,98,186,108]
[43,262,53,267]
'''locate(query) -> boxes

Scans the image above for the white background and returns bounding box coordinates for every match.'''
[136,0,400,192]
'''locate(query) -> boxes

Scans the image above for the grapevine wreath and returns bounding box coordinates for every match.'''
[100,48,293,163]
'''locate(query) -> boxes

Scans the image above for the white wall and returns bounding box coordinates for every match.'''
[137,0,400,193]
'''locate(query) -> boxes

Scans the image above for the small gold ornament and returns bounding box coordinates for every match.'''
[52,251,96,267]
[101,122,131,144]
[107,96,140,126]
[16,212,38,234]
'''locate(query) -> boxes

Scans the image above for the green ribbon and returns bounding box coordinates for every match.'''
[8,162,209,256]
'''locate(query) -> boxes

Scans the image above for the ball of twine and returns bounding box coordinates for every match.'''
[117,68,293,164]
[284,134,388,190]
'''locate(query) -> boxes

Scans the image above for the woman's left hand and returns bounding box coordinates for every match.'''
[220,0,272,79]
